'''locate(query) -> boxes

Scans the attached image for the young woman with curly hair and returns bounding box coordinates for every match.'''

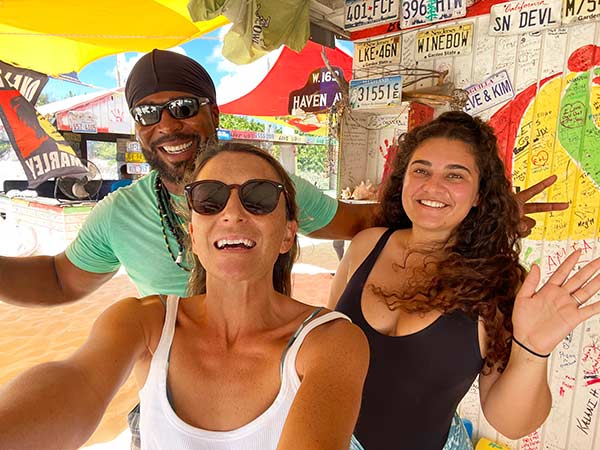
[329,111,600,450]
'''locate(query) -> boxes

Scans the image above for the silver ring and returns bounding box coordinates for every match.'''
[571,292,584,307]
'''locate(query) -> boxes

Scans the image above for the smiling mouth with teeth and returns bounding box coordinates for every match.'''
[419,199,447,208]
[215,238,257,249]
[161,141,194,154]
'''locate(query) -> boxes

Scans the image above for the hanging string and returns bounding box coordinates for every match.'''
[155,175,191,272]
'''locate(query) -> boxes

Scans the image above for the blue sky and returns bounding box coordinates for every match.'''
[43,29,225,101]
[43,27,354,105]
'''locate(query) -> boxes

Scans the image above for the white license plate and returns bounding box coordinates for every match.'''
[349,76,403,109]
[401,0,466,28]
[344,0,401,30]
[562,0,600,23]
[354,36,401,73]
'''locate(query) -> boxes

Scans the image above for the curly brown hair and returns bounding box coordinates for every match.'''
[375,111,527,372]
[183,142,299,297]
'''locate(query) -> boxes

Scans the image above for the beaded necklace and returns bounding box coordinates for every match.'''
[154,175,191,272]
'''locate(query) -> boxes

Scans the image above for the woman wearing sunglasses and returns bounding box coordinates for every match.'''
[0,143,369,450]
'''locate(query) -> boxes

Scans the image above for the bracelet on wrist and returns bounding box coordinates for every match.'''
[512,335,550,358]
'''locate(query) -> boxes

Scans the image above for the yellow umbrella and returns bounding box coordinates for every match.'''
[0,0,228,75]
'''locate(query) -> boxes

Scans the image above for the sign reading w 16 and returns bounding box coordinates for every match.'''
[402,0,466,28]
[344,0,401,30]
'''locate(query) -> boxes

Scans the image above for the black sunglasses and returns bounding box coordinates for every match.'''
[184,179,286,215]
[130,97,210,126]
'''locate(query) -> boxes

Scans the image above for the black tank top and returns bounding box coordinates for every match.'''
[336,229,484,450]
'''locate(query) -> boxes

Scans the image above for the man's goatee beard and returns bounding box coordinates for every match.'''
[143,134,218,185]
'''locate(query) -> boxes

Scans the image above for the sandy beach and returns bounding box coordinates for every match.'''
[0,238,341,448]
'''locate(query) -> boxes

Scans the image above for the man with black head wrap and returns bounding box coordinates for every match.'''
[0,49,376,308]
[0,49,376,450]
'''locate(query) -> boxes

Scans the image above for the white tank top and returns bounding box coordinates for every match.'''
[139,295,350,450]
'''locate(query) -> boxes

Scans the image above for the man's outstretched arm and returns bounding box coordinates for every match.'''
[0,252,116,307]
[299,173,568,240]
[307,201,377,240]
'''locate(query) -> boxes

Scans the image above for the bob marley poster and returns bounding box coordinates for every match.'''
[0,87,86,188]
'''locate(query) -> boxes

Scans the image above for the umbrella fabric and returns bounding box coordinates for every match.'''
[219,40,352,116]
[188,0,310,64]
[0,0,228,75]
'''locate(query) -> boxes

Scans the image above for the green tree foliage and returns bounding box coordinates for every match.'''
[88,141,116,160]
[36,93,50,106]
[270,145,280,160]
[296,144,328,189]
[219,114,264,132]
[0,141,12,160]
[297,144,327,173]
[87,141,118,178]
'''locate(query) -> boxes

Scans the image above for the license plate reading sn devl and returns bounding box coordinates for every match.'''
[350,76,403,109]
[345,0,400,30]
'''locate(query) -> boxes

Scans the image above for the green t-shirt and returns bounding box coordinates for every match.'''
[65,170,337,297]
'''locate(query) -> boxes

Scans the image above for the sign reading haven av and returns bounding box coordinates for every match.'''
[463,70,514,115]
[401,0,466,29]
[353,36,401,76]
[415,23,473,61]
[490,0,561,35]
[288,66,346,114]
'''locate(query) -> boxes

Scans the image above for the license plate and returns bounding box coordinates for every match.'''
[415,23,473,61]
[349,76,403,109]
[344,0,401,30]
[562,0,600,23]
[354,36,401,75]
[401,0,466,28]
[125,152,146,163]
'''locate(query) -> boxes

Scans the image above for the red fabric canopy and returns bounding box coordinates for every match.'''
[219,41,352,117]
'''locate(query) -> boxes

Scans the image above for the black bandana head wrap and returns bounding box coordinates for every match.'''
[125,49,217,108]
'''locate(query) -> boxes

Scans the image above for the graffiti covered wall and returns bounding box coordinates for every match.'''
[360,8,600,450]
